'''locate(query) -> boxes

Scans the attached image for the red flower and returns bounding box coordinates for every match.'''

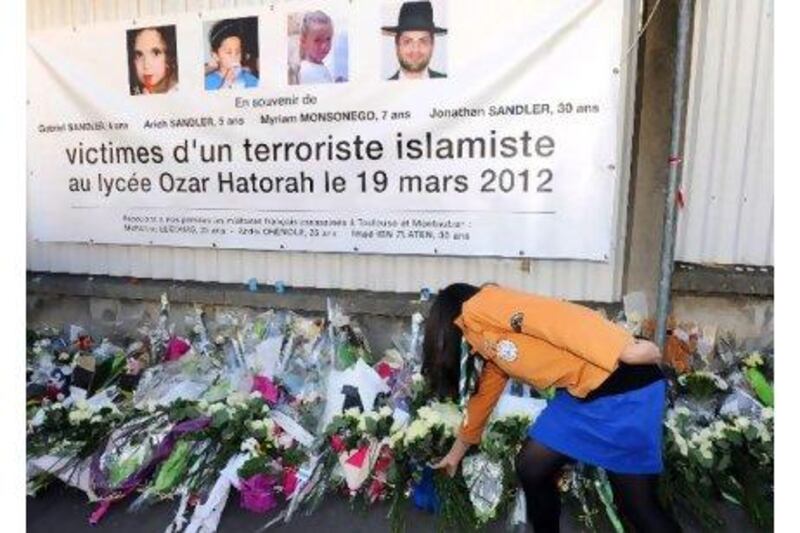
[330,434,346,454]
[375,362,395,380]
[76,335,93,351]
[282,467,298,498]
[46,383,62,401]
[367,478,386,503]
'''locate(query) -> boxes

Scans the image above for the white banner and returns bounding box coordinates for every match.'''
[28,0,624,260]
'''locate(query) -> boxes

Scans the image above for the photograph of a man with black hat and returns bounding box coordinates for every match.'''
[382,1,447,80]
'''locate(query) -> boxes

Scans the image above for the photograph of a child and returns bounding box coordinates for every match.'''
[126,25,179,95]
[288,10,348,85]
[203,17,259,91]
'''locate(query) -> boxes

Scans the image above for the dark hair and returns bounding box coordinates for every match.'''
[210,19,243,52]
[126,25,178,95]
[422,283,480,400]
[395,31,434,45]
[208,17,259,76]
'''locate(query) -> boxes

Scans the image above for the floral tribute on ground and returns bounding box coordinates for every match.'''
[26,298,773,531]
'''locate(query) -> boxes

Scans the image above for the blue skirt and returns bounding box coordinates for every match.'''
[529,379,666,474]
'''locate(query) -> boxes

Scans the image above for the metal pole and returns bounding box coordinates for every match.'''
[655,0,694,350]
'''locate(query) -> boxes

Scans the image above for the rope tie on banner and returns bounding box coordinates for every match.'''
[619,0,664,67]
[668,154,683,166]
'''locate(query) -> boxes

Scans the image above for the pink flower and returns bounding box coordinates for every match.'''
[164,337,191,362]
[251,375,280,405]
[240,474,278,513]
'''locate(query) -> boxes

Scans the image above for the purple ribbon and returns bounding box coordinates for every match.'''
[90,416,211,501]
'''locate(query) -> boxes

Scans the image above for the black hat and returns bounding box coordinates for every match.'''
[382,1,447,35]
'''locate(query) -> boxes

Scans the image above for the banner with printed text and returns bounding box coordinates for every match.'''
[28,0,625,260]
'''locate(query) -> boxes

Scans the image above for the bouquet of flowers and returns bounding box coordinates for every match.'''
[459,414,532,525]
[662,404,774,529]
[235,414,310,514]
[27,389,125,496]
[138,393,274,531]
[387,401,475,532]
[322,406,397,504]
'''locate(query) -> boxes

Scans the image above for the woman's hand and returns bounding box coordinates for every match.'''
[431,437,470,477]
[619,339,662,365]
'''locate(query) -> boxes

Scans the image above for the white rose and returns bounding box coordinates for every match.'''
[226,392,247,407]
[675,434,689,456]
[68,410,89,425]
[344,407,362,419]
[700,446,713,461]
[240,437,261,456]
[31,409,46,428]
[389,430,405,448]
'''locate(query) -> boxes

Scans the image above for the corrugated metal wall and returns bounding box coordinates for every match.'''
[26,0,642,301]
[676,0,773,266]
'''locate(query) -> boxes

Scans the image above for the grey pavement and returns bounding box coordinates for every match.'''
[27,482,762,532]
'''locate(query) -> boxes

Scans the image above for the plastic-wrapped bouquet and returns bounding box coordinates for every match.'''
[321,406,397,503]
[387,402,475,531]
[27,388,125,496]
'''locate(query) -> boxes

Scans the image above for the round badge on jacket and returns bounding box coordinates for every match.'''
[496,339,518,363]
[509,312,524,333]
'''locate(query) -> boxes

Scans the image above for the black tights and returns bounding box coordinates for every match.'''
[514,439,681,532]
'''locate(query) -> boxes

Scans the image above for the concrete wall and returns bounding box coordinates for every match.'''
[671,294,773,342]
[623,0,690,311]
[26,274,424,357]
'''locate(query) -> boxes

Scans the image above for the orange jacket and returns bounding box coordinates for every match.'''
[454,285,634,444]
